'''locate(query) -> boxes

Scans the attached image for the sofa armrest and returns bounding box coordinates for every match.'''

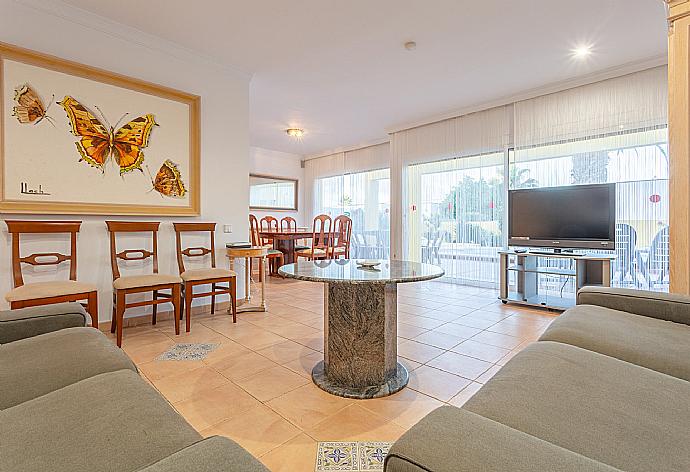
[137,436,268,472]
[577,287,690,325]
[385,406,620,472]
[0,303,88,344]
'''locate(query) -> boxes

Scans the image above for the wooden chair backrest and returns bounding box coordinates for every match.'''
[105,221,160,281]
[249,214,262,246]
[6,220,82,288]
[173,222,216,274]
[281,216,298,231]
[311,214,333,252]
[332,215,353,255]
[260,216,279,232]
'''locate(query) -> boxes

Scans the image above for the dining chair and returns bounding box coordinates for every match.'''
[249,214,284,275]
[330,215,353,259]
[5,221,98,328]
[296,214,332,260]
[174,223,238,328]
[281,216,310,251]
[106,221,181,347]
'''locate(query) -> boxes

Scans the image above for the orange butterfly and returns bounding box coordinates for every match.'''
[59,95,157,174]
[12,84,55,126]
[151,159,186,198]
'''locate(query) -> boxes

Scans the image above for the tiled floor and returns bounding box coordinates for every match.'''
[106,277,558,471]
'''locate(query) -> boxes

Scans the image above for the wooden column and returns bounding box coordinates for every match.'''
[667,0,690,293]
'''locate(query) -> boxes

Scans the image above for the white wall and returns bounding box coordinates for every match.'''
[0,0,251,321]
[249,146,305,225]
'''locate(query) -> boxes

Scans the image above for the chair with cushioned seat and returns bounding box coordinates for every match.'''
[250,214,284,274]
[5,221,98,328]
[330,215,352,259]
[296,214,332,261]
[106,221,181,347]
[173,222,237,327]
[281,216,310,251]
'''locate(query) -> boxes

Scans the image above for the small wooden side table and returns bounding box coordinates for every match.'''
[226,246,268,313]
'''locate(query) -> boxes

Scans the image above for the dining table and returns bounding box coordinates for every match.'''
[258,227,321,264]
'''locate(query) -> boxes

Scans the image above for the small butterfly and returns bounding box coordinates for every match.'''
[150,159,186,198]
[59,95,157,174]
[12,84,55,126]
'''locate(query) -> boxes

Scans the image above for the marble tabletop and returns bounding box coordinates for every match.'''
[278,259,444,284]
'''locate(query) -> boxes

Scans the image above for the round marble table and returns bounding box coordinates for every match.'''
[278,260,444,399]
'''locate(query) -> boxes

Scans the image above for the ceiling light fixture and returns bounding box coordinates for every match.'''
[404,41,417,51]
[572,44,593,59]
[285,128,304,138]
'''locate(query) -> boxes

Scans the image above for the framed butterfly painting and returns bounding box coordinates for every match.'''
[0,42,200,215]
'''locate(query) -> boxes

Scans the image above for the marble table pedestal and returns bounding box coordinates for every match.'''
[312,282,407,399]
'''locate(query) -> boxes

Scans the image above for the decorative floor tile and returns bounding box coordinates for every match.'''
[156,343,219,361]
[315,441,391,471]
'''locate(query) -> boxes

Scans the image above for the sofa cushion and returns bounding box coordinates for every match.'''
[463,341,690,472]
[0,302,87,344]
[386,406,620,472]
[0,369,201,472]
[0,327,136,409]
[540,305,690,381]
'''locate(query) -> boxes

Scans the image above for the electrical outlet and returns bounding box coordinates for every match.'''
[223,224,233,233]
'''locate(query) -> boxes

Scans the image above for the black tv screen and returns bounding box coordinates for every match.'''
[509,183,616,250]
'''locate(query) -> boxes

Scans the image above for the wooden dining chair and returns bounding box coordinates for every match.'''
[250,214,284,275]
[296,215,332,261]
[5,221,98,328]
[174,223,237,327]
[106,221,181,347]
[281,216,310,251]
[331,215,353,259]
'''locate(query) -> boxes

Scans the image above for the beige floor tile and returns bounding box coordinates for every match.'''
[267,383,352,429]
[453,315,498,330]
[397,314,446,329]
[257,340,318,364]
[432,323,482,338]
[397,340,444,364]
[475,364,503,384]
[412,330,465,350]
[138,359,204,381]
[448,382,483,408]
[259,433,318,472]
[470,330,523,350]
[234,365,310,402]
[121,339,175,364]
[427,351,493,380]
[120,328,171,345]
[407,365,472,402]
[202,404,302,457]
[398,357,422,373]
[360,388,444,429]
[307,404,406,442]
[397,322,429,339]
[173,382,263,431]
[153,366,230,403]
[270,323,320,340]
[282,351,324,378]
[433,305,476,317]
[229,327,288,351]
[168,324,227,344]
[450,339,510,363]
[208,350,280,381]
[201,340,252,364]
[292,334,324,352]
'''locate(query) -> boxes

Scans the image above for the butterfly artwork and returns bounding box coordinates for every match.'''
[11,84,55,126]
[151,159,186,198]
[58,95,157,175]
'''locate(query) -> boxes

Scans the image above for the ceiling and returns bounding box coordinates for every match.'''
[59,0,668,157]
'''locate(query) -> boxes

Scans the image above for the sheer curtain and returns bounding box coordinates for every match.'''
[391,106,511,287]
[513,66,669,292]
[304,143,391,258]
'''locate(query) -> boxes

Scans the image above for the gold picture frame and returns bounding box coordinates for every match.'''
[0,42,200,216]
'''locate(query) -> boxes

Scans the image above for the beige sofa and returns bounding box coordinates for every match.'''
[385,287,690,472]
[0,303,267,472]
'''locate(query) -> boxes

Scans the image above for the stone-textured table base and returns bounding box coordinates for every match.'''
[313,282,407,399]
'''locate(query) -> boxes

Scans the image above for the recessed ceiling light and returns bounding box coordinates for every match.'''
[404,41,417,51]
[572,45,593,59]
[286,128,304,138]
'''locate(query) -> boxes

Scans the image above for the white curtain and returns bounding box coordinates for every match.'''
[513,66,669,292]
[303,143,391,258]
[391,106,511,287]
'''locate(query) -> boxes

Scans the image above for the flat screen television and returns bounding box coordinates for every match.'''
[508,183,616,251]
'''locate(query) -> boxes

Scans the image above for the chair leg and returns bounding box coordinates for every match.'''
[184,284,192,333]
[211,283,216,315]
[173,284,181,335]
[230,277,237,323]
[111,293,117,334]
[152,290,158,325]
[87,291,99,329]
[115,290,125,348]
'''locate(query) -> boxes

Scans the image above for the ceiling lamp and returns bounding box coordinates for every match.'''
[572,44,593,59]
[286,128,304,138]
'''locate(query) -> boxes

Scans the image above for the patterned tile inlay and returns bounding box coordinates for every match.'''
[156,343,219,361]
[315,442,391,471]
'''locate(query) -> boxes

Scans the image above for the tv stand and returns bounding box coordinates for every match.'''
[498,249,615,310]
